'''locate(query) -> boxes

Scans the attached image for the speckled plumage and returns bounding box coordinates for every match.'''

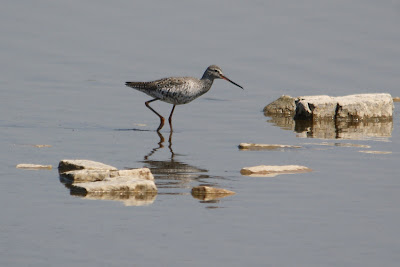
[125,65,243,131]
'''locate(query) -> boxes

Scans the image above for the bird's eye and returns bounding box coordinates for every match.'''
[214,69,218,72]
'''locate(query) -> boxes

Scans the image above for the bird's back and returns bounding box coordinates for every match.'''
[126,77,210,105]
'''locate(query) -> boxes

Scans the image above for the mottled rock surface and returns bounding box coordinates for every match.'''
[264,93,393,121]
[263,95,296,116]
[294,93,393,121]
[58,159,117,173]
[71,176,157,195]
[60,168,154,183]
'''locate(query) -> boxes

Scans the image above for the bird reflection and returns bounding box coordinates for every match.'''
[141,131,216,191]
[144,131,174,160]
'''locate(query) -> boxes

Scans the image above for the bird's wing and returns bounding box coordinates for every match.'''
[126,77,190,91]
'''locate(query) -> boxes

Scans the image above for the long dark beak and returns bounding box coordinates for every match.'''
[221,75,244,89]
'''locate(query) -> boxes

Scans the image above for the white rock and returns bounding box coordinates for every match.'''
[71,176,157,194]
[239,143,301,150]
[295,93,393,121]
[58,159,117,173]
[240,165,312,177]
[61,168,154,183]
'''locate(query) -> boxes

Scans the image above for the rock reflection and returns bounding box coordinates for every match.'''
[266,115,393,140]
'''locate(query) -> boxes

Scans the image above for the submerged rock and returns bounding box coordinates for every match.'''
[358,150,392,154]
[239,143,301,150]
[191,186,235,201]
[16,164,52,170]
[240,165,312,177]
[58,159,118,173]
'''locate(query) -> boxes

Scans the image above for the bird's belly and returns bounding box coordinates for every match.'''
[155,89,200,105]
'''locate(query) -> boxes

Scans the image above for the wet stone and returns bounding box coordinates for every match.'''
[241,165,312,177]
[239,143,301,150]
[191,186,235,201]
[16,164,52,170]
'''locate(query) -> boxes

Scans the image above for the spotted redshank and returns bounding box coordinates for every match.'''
[125,65,243,131]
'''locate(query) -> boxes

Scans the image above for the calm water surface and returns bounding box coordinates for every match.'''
[1,1,400,266]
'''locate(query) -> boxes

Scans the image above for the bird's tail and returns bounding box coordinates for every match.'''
[125,81,150,89]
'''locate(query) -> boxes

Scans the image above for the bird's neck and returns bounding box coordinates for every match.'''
[200,73,214,91]
[199,77,213,94]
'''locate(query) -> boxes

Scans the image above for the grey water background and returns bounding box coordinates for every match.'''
[1,0,400,266]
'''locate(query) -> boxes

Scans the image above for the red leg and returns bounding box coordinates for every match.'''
[145,99,165,131]
[168,105,176,131]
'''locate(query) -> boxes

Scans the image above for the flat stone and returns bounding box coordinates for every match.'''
[302,142,371,148]
[70,176,157,195]
[358,150,392,154]
[239,143,301,150]
[191,186,235,201]
[60,168,154,183]
[58,159,117,173]
[16,164,52,170]
[294,93,393,121]
[33,144,52,148]
[240,165,312,177]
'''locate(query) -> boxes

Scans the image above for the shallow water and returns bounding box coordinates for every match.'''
[1,1,400,266]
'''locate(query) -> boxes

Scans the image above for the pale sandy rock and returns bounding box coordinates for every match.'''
[294,93,393,121]
[239,143,301,150]
[71,176,157,194]
[58,159,117,173]
[16,164,52,170]
[358,150,392,154]
[61,168,154,183]
[33,144,52,148]
[263,95,296,116]
[241,165,312,177]
[191,186,235,201]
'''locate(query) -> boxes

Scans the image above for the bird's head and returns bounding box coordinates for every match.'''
[205,65,243,89]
